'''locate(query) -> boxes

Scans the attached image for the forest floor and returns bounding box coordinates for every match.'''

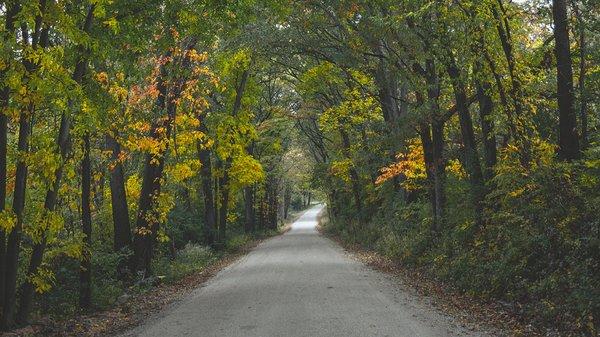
[317,212,549,337]
[3,209,310,337]
[116,204,499,337]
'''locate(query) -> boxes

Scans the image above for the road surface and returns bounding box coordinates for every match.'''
[121,204,493,337]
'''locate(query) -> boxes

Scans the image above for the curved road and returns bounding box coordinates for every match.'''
[121,205,493,337]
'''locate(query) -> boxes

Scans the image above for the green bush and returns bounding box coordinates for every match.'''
[153,243,217,283]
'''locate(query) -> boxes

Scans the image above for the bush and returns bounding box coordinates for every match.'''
[153,243,216,283]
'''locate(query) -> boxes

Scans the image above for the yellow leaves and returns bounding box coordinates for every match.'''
[132,136,162,155]
[156,192,175,224]
[188,49,208,63]
[30,266,56,294]
[447,159,466,178]
[126,174,141,203]
[26,210,64,244]
[0,210,17,232]
[103,17,119,33]
[109,85,129,101]
[27,148,61,186]
[166,160,200,183]
[157,229,170,243]
[228,154,264,191]
[330,159,353,183]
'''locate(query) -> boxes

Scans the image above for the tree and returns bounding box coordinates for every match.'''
[552,0,581,161]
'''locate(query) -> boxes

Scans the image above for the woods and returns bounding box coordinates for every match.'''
[0,0,599,335]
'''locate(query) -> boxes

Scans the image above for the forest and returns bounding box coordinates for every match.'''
[0,0,598,336]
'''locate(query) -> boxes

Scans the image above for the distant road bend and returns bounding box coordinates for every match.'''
[122,204,493,337]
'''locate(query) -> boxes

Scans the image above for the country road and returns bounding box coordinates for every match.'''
[120,205,495,337]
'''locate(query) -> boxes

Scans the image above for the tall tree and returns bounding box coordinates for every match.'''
[552,0,580,161]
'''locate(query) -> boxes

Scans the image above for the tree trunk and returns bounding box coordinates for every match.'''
[106,133,132,276]
[133,78,171,274]
[132,39,196,275]
[244,143,255,233]
[266,180,279,229]
[0,3,19,314]
[196,118,216,246]
[244,187,255,233]
[431,120,446,231]
[283,185,291,219]
[79,134,92,310]
[491,2,532,165]
[258,190,265,229]
[2,105,33,329]
[217,167,230,244]
[339,129,362,221]
[574,5,588,150]
[476,81,497,181]
[552,0,580,161]
[419,123,437,228]
[3,7,51,327]
[424,60,446,232]
[446,61,486,226]
[18,7,95,324]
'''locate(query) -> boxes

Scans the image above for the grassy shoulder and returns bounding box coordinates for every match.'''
[8,210,308,337]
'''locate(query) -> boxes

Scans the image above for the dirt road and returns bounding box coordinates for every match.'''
[121,205,493,337]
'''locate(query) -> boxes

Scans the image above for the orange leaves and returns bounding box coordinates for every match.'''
[375,139,426,191]
[95,72,109,85]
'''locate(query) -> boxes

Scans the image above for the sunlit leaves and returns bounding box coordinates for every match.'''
[375,138,426,191]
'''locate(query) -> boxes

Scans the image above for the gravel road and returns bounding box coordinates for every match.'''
[120,204,494,337]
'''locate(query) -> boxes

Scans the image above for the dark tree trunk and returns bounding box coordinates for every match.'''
[2,105,33,329]
[419,122,437,226]
[106,133,132,273]
[217,167,230,244]
[133,77,171,274]
[3,7,51,326]
[79,134,92,310]
[0,3,19,314]
[258,191,265,229]
[552,0,580,161]
[339,129,362,221]
[574,5,588,150]
[214,68,250,244]
[18,7,95,324]
[424,60,446,232]
[283,185,291,219]
[266,180,279,229]
[134,149,167,275]
[244,143,255,233]
[446,61,486,226]
[244,187,255,233]
[431,120,446,230]
[491,1,521,113]
[491,2,533,165]
[196,118,216,246]
[476,81,497,181]
[133,39,196,275]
